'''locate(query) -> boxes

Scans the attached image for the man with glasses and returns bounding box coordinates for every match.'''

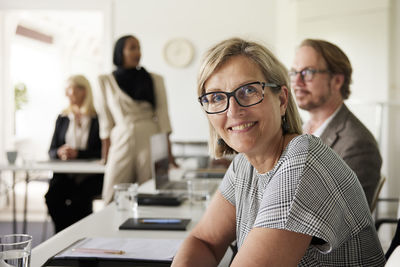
[289,39,382,208]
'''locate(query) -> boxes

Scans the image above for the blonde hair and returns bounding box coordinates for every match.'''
[62,74,96,116]
[197,38,303,158]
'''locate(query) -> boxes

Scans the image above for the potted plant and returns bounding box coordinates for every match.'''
[6,83,28,164]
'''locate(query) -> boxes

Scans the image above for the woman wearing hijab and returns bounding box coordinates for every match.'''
[96,35,175,203]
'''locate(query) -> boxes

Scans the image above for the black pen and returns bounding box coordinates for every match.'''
[139,219,182,224]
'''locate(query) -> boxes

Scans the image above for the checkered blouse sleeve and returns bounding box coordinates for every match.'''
[254,136,372,253]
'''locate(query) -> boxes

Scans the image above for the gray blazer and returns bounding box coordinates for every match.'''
[320,104,382,207]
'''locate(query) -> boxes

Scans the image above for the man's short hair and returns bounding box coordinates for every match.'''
[301,39,352,100]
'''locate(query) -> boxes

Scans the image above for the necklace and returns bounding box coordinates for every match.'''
[273,134,285,167]
[258,134,286,173]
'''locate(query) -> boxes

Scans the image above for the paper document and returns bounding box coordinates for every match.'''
[54,237,183,261]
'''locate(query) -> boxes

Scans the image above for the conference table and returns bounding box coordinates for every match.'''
[0,160,105,234]
[31,179,232,267]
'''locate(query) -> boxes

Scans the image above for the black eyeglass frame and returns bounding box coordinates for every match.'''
[198,81,281,114]
[288,68,330,82]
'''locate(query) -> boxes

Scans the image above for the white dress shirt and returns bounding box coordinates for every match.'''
[65,113,91,150]
[305,104,342,137]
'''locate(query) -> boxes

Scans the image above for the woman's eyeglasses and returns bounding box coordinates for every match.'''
[198,81,280,114]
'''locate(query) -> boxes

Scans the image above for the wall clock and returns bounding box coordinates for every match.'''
[163,38,194,68]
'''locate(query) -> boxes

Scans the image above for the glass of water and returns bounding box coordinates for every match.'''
[0,234,32,267]
[187,179,211,205]
[113,183,138,212]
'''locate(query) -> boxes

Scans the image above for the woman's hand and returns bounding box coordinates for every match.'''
[101,138,111,164]
[172,192,236,266]
[57,145,78,160]
[168,154,179,168]
[167,133,179,168]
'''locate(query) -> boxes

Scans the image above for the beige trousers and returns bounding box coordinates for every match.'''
[102,119,159,203]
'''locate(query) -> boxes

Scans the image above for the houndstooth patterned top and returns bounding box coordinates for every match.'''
[219,134,385,266]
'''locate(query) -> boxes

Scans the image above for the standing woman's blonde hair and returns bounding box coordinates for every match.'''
[63,74,97,116]
[197,38,303,158]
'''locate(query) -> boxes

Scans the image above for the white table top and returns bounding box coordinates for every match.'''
[0,160,105,173]
[31,179,231,267]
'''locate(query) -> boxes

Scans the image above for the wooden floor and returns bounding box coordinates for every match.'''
[0,177,55,247]
[0,175,105,248]
[0,220,54,248]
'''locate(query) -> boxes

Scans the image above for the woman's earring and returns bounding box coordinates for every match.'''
[217,138,225,146]
[282,115,289,133]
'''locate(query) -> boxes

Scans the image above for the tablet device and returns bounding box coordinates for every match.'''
[119,218,191,231]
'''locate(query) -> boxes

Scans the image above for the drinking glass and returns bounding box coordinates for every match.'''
[187,179,211,205]
[0,234,32,267]
[113,183,138,212]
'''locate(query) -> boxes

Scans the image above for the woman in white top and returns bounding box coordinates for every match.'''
[45,75,103,233]
[96,35,176,203]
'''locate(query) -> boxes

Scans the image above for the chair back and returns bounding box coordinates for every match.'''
[371,175,386,212]
[385,218,400,262]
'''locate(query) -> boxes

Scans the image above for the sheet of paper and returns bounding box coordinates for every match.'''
[55,237,183,261]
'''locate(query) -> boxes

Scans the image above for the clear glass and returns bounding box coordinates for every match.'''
[0,234,32,267]
[113,183,138,212]
[187,179,211,205]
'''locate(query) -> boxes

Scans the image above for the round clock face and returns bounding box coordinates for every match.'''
[163,38,194,68]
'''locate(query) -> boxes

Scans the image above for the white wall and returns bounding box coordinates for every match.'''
[387,0,400,200]
[0,0,113,162]
[112,0,277,141]
[0,12,6,161]
[0,11,15,162]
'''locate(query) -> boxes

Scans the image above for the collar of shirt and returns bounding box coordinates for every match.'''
[306,104,342,137]
[66,113,91,150]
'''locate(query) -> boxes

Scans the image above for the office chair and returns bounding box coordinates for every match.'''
[373,175,399,231]
[371,175,386,213]
[385,218,400,260]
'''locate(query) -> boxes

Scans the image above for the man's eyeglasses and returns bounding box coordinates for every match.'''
[198,81,281,114]
[288,68,330,82]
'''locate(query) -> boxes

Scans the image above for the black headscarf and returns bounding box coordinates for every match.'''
[112,35,155,108]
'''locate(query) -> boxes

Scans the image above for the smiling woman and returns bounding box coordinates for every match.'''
[171,38,386,267]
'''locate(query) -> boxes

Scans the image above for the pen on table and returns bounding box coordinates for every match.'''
[72,247,125,255]
[139,218,182,224]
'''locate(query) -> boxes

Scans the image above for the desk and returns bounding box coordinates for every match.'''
[0,160,105,234]
[32,180,231,267]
